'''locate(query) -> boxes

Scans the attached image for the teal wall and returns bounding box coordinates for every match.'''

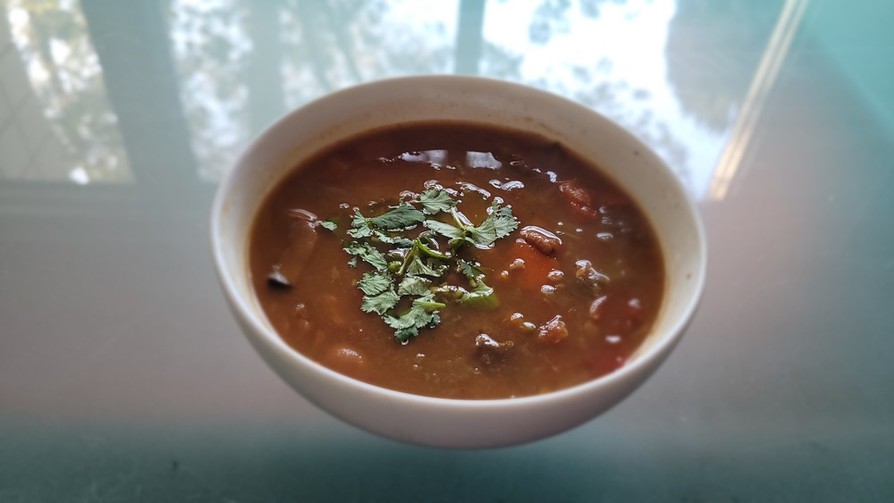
[807,0,894,137]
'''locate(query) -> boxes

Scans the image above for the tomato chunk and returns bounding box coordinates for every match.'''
[591,293,643,336]
[507,241,559,291]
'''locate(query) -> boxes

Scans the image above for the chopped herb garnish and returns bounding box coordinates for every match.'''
[465,201,519,247]
[424,202,519,250]
[457,259,485,283]
[433,281,499,309]
[419,189,457,214]
[367,203,426,230]
[348,210,374,238]
[357,271,393,296]
[320,218,338,231]
[334,185,519,343]
[424,219,464,241]
[405,255,445,277]
[384,295,445,343]
[344,241,388,271]
[361,288,400,315]
[397,276,432,296]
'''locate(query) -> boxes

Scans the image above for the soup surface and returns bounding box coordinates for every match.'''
[250,122,664,399]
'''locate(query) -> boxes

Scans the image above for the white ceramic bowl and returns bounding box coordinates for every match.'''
[211,76,706,448]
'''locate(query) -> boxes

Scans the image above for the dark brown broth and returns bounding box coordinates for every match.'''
[250,122,664,399]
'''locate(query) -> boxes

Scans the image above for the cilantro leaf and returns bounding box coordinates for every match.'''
[466,218,498,246]
[348,227,373,239]
[358,271,392,296]
[397,276,431,296]
[351,209,367,227]
[419,189,457,215]
[383,312,417,330]
[368,203,426,230]
[344,242,388,271]
[406,256,445,277]
[458,281,499,309]
[320,218,338,231]
[348,210,374,238]
[384,295,444,343]
[457,259,485,282]
[489,202,519,240]
[371,230,414,247]
[424,219,464,240]
[361,289,400,315]
[433,281,499,309]
[466,201,519,247]
[394,327,419,343]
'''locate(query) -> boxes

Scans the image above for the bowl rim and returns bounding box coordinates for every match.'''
[211,74,707,410]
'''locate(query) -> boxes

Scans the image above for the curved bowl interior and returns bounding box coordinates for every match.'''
[211,76,706,448]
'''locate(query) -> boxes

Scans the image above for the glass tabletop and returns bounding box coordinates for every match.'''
[1,0,892,500]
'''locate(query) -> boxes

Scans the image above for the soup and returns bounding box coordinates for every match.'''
[249,122,664,399]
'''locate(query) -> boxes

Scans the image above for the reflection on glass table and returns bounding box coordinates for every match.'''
[2,0,791,200]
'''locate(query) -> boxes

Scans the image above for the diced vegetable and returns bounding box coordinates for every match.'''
[519,226,562,255]
[575,259,609,293]
[537,315,568,344]
[508,241,559,291]
[474,333,515,365]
